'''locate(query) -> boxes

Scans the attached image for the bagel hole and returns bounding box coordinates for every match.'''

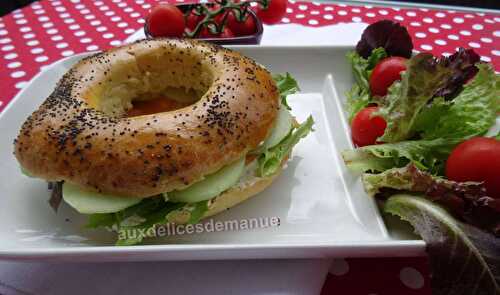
[126,87,200,117]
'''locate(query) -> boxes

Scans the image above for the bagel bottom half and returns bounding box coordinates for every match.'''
[165,157,286,225]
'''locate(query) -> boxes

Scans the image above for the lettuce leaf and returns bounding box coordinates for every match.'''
[356,20,413,59]
[363,164,500,236]
[417,63,500,140]
[376,53,455,142]
[258,116,314,177]
[273,72,300,110]
[342,137,461,174]
[384,194,500,295]
[188,200,209,224]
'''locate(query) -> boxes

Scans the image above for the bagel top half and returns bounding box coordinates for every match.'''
[14,39,280,198]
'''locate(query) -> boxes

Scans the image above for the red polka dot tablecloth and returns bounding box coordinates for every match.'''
[0,1,498,294]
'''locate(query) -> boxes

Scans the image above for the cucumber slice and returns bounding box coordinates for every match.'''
[261,107,293,150]
[62,182,142,214]
[167,157,245,203]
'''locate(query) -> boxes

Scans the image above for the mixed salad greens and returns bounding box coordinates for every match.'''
[343,20,499,294]
[45,73,313,246]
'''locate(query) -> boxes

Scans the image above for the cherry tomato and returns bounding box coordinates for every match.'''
[256,0,287,25]
[351,106,387,147]
[369,56,407,97]
[227,11,256,36]
[446,137,500,198]
[200,27,234,39]
[147,4,185,38]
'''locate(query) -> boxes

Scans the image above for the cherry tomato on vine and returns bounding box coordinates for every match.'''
[351,106,387,147]
[369,56,407,97]
[226,11,256,36]
[147,4,185,38]
[200,27,235,38]
[256,0,287,25]
[446,137,500,198]
[186,11,203,31]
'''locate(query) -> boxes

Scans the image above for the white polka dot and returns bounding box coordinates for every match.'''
[0,30,8,36]
[410,22,421,27]
[26,40,39,47]
[310,10,320,15]
[460,30,471,36]
[94,1,104,6]
[46,29,58,35]
[493,50,500,56]
[51,35,63,41]
[103,33,114,39]
[35,55,48,62]
[142,4,151,9]
[338,10,348,16]
[406,11,416,17]
[453,17,464,23]
[96,26,107,32]
[421,44,433,51]
[435,39,446,45]
[481,56,491,62]
[15,81,28,89]
[1,45,14,51]
[323,14,333,20]
[480,37,492,43]
[55,7,66,12]
[485,19,494,24]
[84,15,95,20]
[124,7,133,13]
[415,32,426,38]
[80,9,90,14]
[351,8,360,13]
[298,4,307,11]
[64,18,75,24]
[61,50,74,57]
[308,19,319,25]
[494,31,500,37]
[56,42,68,49]
[295,14,305,19]
[366,12,375,17]
[124,28,135,34]
[86,45,99,51]
[378,10,388,15]
[281,17,290,23]
[69,24,80,30]
[419,8,429,12]
[4,53,18,60]
[448,34,459,40]
[111,16,121,22]
[324,6,333,11]
[74,31,86,37]
[7,61,21,68]
[13,13,24,19]
[15,19,28,25]
[468,42,480,48]
[441,24,452,29]
[80,38,92,43]
[423,17,433,23]
[394,15,404,21]
[130,12,140,18]
[435,12,446,18]
[352,17,362,23]
[117,2,126,8]
[472,24,483,30]
[464,14,475,19]
[59,13,70,18]
[90,20,101,26]
[330,259,349,276]
[117,22,128,28]
[30,47,44,54]
[11,71,25,78]
[442,52,451,57]
[38,16,49,22]
[399,267,424,290]
[42,22,54,28]
[110,40,122,46]
[0,38,12,44]
[428,27,439,33]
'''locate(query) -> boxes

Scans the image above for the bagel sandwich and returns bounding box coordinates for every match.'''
[14,39,314,245]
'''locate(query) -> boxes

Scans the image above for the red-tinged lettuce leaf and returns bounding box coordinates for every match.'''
[356,20,413,59]
[384,194,500,295]
[363,164,500,236]
[433,48,480,100]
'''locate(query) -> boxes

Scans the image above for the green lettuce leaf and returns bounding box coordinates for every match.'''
[376,53,455,142]
[417,63,500,140]
[273,72,300,110]
[345,48,387,121]
[341,137,461,174]
[258,116,314,177]
[188,200,209,224]
[384,194,500,295]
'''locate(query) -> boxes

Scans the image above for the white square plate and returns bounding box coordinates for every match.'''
[0,46,424,262]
